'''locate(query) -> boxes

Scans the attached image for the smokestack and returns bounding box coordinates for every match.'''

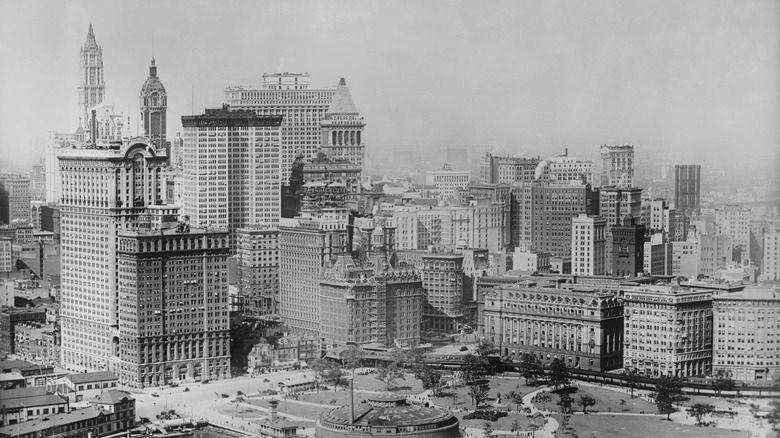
[269,400,278,422]
[565,148,568,157]
[91,109,97,146]
[349,378,355,424]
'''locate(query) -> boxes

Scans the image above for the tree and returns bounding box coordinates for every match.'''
[556,392,573,414]
[401,347,426,368]
[510,419,520,432]
[549,358,570,390]
[482,422,494,438]
[622,367,640,399]
[506,390,524,411]
[578,394,596,414]
[619,399,627,412]
[376,361,405,391]
[413,363,444,397]
[655,375,683,420]
[310,358,331,391]
[712,369,735,397]
[768,400,780,431]
[749,403,760,418]
[687,403,715,426]
[461,353,489,385]
[469,382,490,407]
[528,423,539,438]
[534,393,552,411]
[341,346,362,377]
[518,353,543,385]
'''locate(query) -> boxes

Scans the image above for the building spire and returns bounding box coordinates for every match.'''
[326,78,359,115]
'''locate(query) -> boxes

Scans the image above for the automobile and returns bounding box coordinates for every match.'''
[459,346,468,352]
[183,387,190,392]
[262,378,270,382]
[220,393,229,398]
[140,417,151,424]
[201,379,210,384]
[151,393,160,398]
[169,383,179,388]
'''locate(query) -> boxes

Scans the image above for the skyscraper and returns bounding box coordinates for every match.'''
[610,216,645,277]
[531,182,599,257]
[319,78,366,177]
[0,175,31,225]
[598,186,642,271]
[674,164,701,217]
[571,214,607,276]
[117,224,231,387]
[139,58,167,148]
[715,204,751,262]
[59,140,171,372]
[599,145,634,188]
[180,108,283,248]
[236,225,280,320]
[224,73,337,184]
[77,24,105,127]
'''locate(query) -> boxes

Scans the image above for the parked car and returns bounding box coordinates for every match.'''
[262,378,270,382]
[151,393,160,398]
[220,393,229,398]
[183,387,190,392]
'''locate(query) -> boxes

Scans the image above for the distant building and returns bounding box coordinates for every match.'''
[0,307,47,355]
[247,334,321,372]
[479,154,542,185]
[712,286,779,382]
[544,154,593,184]
[674,164,701,217]
[672,239,699,278]
[319,78,366,179]
[623,284,713,377]
[421,252,464,333]
[611,216,645,277]
[139,58,167,148]
[0,387,69,426]
[598,186,642,270]
[699,234,733,277]
[763,228,780,281]
[599,145,634,188]
[715,204,751,263]
[482,281,624,371]
[512,248,551,274]
[0,175,31,225]
[425,164,471,199]
[571,214,607,276]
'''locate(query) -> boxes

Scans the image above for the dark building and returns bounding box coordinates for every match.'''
[139,58,167,149]
[281,153,305,218]
[40,205,60,234]
[674,164,701,217]
[529,182,599,257]
[611,216,646,277]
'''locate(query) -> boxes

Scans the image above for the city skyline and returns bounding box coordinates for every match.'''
[1,0,778,170]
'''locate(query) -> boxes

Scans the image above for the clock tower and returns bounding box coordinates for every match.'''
[139,58,167,148]
[611,216,646,277]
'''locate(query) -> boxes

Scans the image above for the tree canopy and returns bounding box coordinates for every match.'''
[549,358,570,390]
[655,375,684,420]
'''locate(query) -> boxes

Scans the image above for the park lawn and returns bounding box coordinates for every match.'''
[457,412,542,432]
[680,395,741,410]
[557,414,746,438]
[432,377,538,410]
[298,390,375,407]
[232,398,326,423]
[546,385,656,414]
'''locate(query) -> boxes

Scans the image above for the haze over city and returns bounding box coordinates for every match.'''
[1,0,778,171]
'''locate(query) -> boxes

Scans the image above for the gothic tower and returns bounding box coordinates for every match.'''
[77,23,105,127]
[140,58,167,148]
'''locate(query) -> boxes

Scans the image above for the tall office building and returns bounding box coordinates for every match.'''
[236,226,280,320]
[31,159,46,201]
[611,216,645,277]
[531,182,599,258]
[421,252,464,333]
[78,24,105,127]
[224,73,337,184]
[0,175,31,225]
[543,154,593,184]
[279,183,351,336]
[699,234,733,277]
[319,78,366,175]
[117,224,231,387]
[58,140,171,372]
[763,228,780,281]
[674,164,701,217]
[479,154,542,184]
[571,214,606,276]
[599,145,634,188]
[715,204,751,261]
[598,186,642,271]
[180,108,283,248]
[139,58,167,148]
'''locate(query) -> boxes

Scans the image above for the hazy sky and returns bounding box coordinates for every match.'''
[0,0,778,169]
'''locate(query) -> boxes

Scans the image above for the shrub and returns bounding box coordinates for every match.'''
[463,410,508,422]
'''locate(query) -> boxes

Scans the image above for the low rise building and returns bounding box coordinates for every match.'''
[482,280,624,371]
[0,387,69,425]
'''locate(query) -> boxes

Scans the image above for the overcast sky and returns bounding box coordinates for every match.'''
[0,0,778,169]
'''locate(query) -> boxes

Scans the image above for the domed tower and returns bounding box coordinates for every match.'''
[78,23,105,127]
[140,58,167,148]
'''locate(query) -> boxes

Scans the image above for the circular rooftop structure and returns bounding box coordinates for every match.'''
[316,392,459,438]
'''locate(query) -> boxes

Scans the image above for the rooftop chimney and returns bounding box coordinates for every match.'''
[91,109,97,146]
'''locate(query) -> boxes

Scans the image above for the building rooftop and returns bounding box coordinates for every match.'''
[326,78,359,115]
[0,405,103,437]
[66,371,118,385]
[89,389,134,405]
[714,287,779,301]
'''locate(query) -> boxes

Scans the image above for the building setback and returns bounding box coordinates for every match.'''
[116,224,231,388]
[482,282,624,372]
